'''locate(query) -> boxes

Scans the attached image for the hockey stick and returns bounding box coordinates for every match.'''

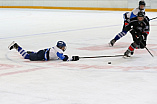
[144,46,154,57]
[150,17,157,21]
[139,41,154,57]
[131,30,154,57]
[79,55,124,59]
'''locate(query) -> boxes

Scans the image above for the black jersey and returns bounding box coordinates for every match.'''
[124,16,150,35]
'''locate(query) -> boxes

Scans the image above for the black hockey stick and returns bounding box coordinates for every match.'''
[150,17,157,21]
[79,55,124,59]
[139,41,154,57]
[144,46,154,57]
[131,30,154,57]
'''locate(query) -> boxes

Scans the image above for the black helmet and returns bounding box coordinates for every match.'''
[137,12,145,17]
[139,1,146,6]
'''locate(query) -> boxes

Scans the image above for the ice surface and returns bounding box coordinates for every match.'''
[0,9,157,104]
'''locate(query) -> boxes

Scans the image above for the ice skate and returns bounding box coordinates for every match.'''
[109,39,116,46]
[124,50,131,58]
[8,41,19,50]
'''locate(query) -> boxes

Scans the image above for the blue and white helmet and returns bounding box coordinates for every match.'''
[56,41,66,51]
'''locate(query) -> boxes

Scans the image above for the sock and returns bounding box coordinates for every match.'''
[128,42,137,52]
[18,46,30,59]
[114,31,127,41]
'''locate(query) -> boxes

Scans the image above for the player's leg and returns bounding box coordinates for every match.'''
[124,31,142,57]
[109,12,130,46]
[29,50,45,61]
[130,30,144,49]
[8,41,30,59]
[109,22,128,46]
[26,51,34,54]
[109,31,127,46]
[124,42,137,57]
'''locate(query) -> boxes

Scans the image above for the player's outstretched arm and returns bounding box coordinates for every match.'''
[57,52,79,61]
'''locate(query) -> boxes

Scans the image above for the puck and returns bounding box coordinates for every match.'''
[108,62,111,64]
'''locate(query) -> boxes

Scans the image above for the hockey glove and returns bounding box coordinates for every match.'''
[139,34,145,42]
[135,34,146,48]
[72,56,79,61]
[63,55,69,61]
[130,29,135,34]
[141,35,145,40]
[135,35,142,45]
[140,34,147,48]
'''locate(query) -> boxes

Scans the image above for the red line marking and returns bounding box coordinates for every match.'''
[48,63,157,71]
[77,43,157,56]
[0,64,22,70]
[77,43,130,51]
[77,45,111,51]
[0,67,48,77]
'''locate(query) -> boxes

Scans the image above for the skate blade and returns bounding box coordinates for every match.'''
[8,41,15,50]
[123,55,131,59]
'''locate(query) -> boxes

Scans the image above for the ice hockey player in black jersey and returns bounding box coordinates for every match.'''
[109,0,146,46]
[123,12,150,57]
[8,41,79,61]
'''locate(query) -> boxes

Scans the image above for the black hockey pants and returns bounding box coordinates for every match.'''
[29,49,49,61]
[130,30,147,49]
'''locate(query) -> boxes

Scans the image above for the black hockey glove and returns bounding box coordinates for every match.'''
[130,29,136,34]
[142,33,147,40]
[72,56,79,61]
[140,35,145,40]
[134,34,146,47]
[63,55,69,61]
[138,34,146,42]
[135,34,143,45]
[139,34,147,48]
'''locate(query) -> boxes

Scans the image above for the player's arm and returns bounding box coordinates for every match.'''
[140,18,150,43]
[143,16,150,36]
[130,8,139,19]
[123,20,132,32]
[56,52,79,61]
[56,52,68,61]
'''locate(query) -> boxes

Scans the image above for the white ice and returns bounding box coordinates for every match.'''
[0,9,157,104]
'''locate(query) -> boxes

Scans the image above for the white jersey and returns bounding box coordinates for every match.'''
[124,8,145,20]
[49,46,64,60]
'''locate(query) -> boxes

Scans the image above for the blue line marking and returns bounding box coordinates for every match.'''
[0,24,121,40]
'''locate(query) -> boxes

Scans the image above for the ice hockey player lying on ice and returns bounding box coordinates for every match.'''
[109,0,146,46]
[8,41,79,61]
[123,12,150,57]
